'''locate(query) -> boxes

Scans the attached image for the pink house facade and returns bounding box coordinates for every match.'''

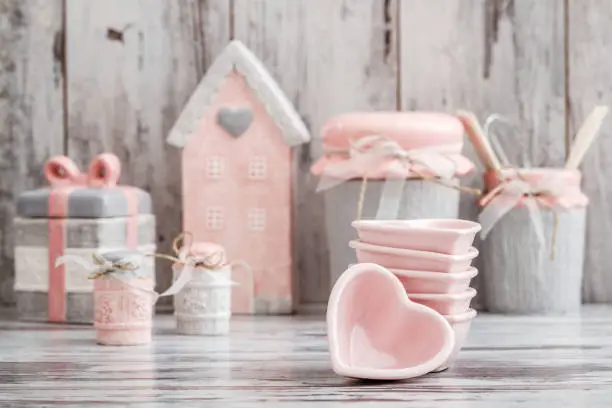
[167,41,310,314]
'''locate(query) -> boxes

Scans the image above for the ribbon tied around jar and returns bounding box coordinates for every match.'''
[146,232,245,295]
[55,251,160,303]
[478,168,587,259]
[316,135,480,220]
[54,233,247,305]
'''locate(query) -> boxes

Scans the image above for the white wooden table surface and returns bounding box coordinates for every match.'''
[1,306,611,407]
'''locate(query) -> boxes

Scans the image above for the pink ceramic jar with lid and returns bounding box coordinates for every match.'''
[312,112,476,289]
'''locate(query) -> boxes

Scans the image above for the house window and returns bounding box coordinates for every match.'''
[248,156,267,180]
[206,207,224,230]
[248,208,266,231]
[206,156,224,179]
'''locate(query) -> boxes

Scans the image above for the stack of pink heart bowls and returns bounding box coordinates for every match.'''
[349,218,481,372]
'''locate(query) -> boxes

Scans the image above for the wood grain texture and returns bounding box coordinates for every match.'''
[399,0,567,309]
[232,0,399,307]
[65,0,230,310]
[481,207,586,314]
[567,0,612,302]
[0,0,64,306]
[1,307,612,406]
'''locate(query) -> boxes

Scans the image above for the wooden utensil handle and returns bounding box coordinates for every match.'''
[457,110,502,171]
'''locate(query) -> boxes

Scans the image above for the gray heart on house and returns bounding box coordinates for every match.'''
[217,107,253,138]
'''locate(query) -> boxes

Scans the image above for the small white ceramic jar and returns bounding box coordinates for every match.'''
[173,242,234,335]
[174,265,232,335]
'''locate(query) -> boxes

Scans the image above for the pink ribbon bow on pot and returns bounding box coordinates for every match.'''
[478,168,588,257]
[315,135,475,220]
[316,135,459,190]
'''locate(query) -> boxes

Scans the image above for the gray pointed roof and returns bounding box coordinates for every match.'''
[167,40,310,148]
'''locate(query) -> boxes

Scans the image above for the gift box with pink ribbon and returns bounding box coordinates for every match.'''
[459,107,608,314]
[311,111,476,287]
[13,154,156,323]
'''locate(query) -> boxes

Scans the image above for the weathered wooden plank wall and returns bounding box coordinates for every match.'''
[64,0,230,309]
[568,0,612,302]
[0,0,609,308]
[0,0,64,305]
[399,0,567,307]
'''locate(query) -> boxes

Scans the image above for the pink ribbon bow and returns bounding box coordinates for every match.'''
[479,169,575,246]
[316,135,458,192]
[44,154,121,187]
[316,135,460,219]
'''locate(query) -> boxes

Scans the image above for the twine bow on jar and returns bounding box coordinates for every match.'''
[147,232,240,299]
[316,135,480,220]
[54,252,159,302]
[56,252,143,280]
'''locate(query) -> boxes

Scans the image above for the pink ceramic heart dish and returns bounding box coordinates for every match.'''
[349,240,478,273]
[352,219,481,254]
[327,263,454,380]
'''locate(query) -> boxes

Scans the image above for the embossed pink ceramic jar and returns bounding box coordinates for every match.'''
[94,277,155,346]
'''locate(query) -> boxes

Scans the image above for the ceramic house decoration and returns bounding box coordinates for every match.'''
[13,154,156,323]
[167,40,310,315]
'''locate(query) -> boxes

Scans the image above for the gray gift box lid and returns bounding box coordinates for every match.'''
[16,187,152,218]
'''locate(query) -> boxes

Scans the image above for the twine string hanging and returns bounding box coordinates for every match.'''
[145,231,225,270]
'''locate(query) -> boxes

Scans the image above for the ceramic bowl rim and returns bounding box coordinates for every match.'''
[326,263,455,380]
[407,287,477,301]
[390,266,478,281]
[349,240,479,261]
[442,308,478,323]
[352,218,482,235]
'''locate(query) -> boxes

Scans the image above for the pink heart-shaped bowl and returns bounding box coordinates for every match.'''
[391,267,478,294]
[407,288,477,315]
[327,263,455,380]
[352,219,481,255]
[434,309,477,372]
[350,240,478,273]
